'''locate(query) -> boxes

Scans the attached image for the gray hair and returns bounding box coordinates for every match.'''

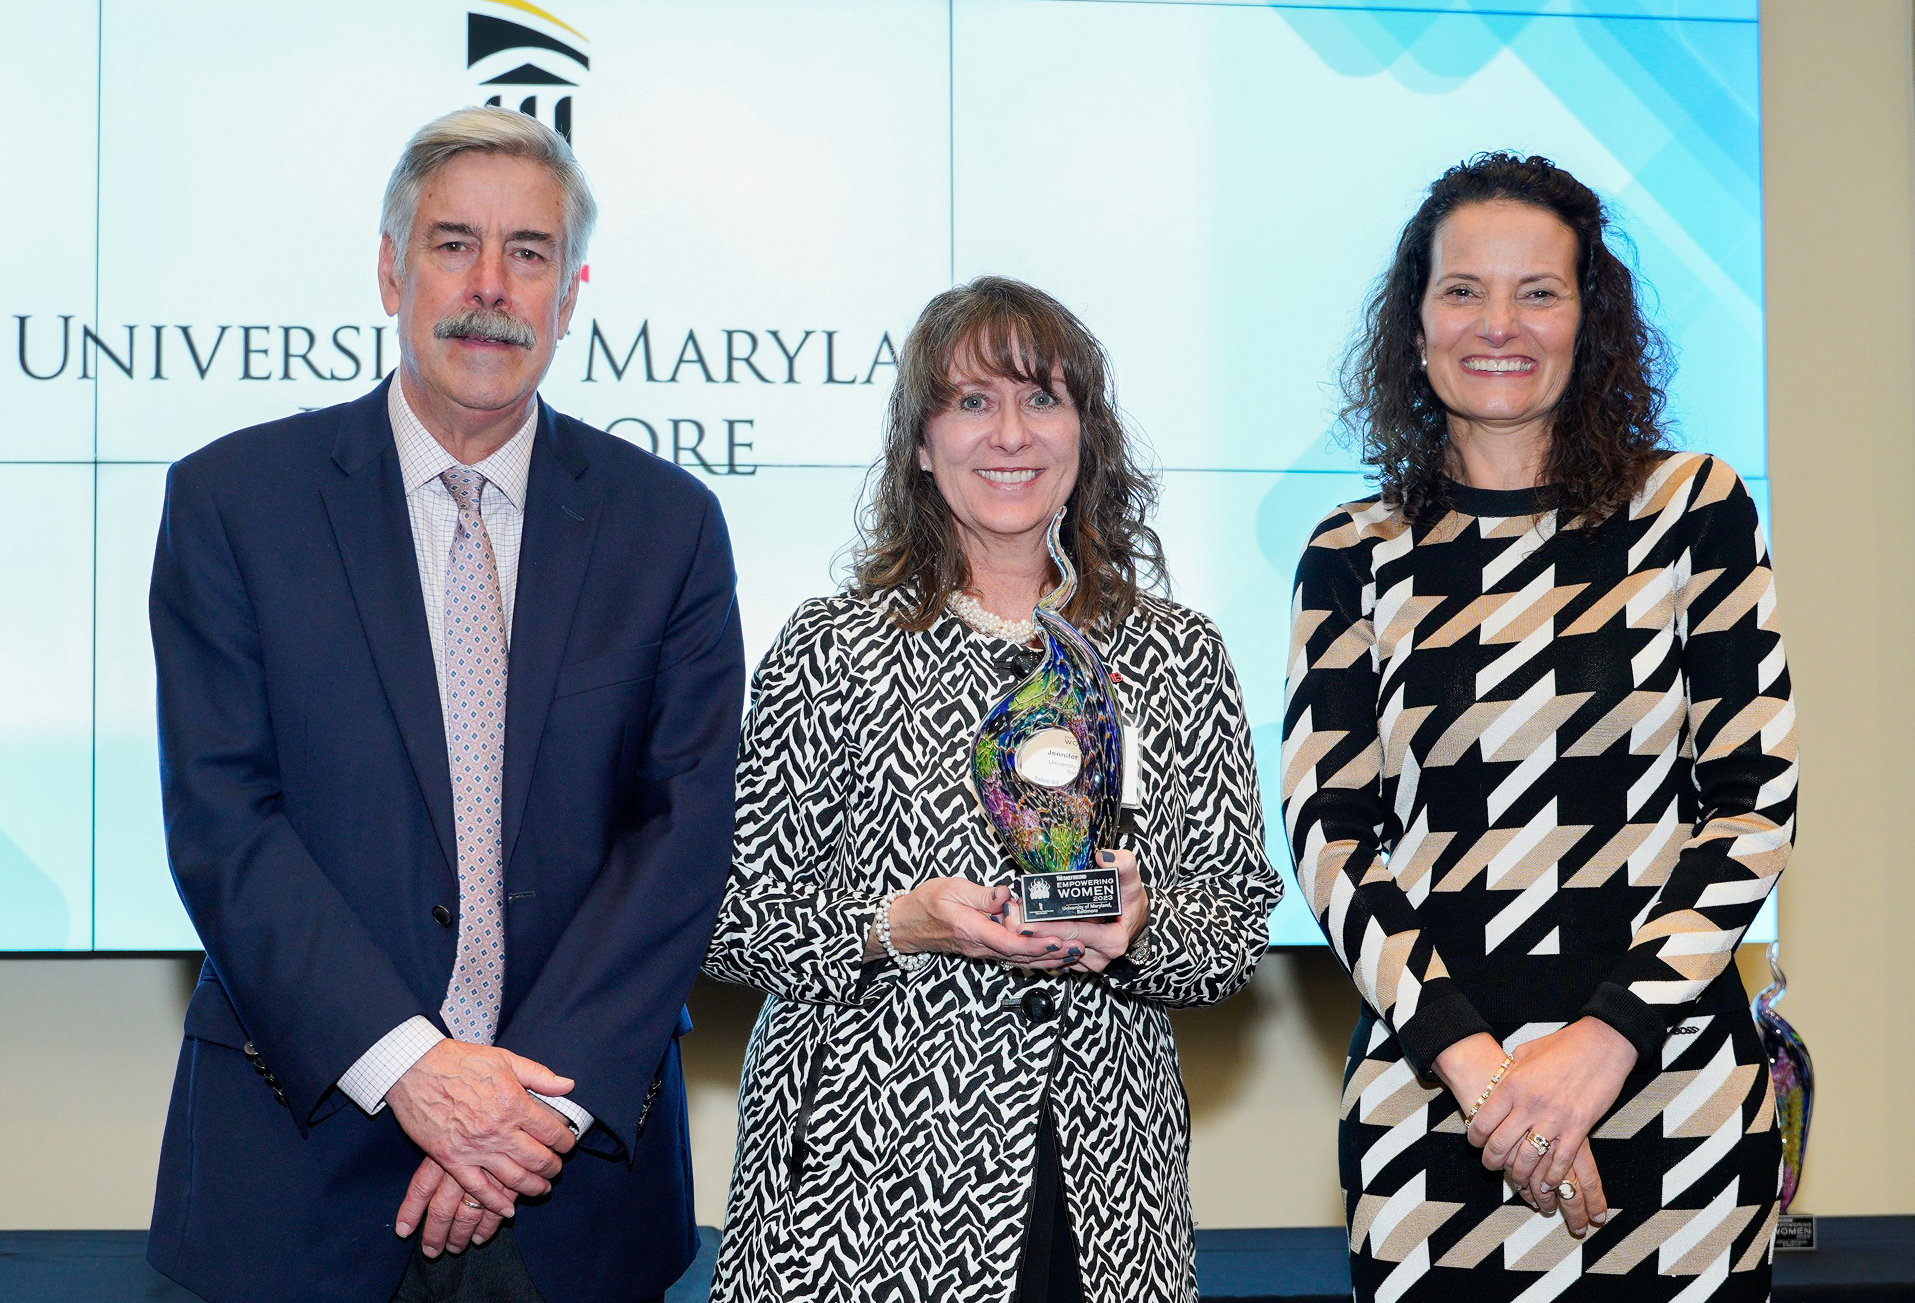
[380,106,598,284]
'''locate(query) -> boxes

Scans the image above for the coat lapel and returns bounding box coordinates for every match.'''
[319,381,459,874]
[501,404,603,873]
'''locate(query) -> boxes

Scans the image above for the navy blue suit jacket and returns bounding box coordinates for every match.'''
[145,379,743,1303]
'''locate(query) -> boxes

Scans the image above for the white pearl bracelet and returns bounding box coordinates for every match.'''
[876,890,933,972]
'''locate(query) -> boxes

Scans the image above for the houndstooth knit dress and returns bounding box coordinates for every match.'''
[1281,453,1794,1301]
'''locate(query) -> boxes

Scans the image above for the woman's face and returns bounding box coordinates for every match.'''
[1419,199,1582,441]
[918,359,1081,564]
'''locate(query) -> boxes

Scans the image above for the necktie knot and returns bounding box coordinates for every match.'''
[442,466,487,514]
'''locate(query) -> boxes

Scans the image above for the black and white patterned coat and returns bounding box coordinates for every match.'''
[704,592,1281,1303]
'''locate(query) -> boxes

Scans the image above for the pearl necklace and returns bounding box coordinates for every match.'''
[946,591,1037,645]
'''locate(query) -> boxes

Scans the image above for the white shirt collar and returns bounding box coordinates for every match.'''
[388,376,537,510]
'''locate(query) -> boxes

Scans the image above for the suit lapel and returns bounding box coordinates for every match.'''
[502,404,603,873]
[319,381,459,874]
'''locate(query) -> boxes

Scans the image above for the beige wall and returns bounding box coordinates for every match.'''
[2,0,1911,1234]
[1757,0,1915,1217]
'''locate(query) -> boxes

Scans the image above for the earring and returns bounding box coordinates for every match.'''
[1419,353,1428,369]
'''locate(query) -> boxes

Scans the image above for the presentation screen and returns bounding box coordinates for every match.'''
[2,0,1767,950]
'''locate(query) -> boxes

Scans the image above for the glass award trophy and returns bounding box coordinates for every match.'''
[1753,940,1816,1249]
[970,510,1125,922]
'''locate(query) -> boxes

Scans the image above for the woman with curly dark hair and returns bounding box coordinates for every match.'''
[1282,154,1796,1300]
[706,276,1279,1303]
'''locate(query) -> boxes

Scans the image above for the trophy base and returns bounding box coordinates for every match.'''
[1019,868,1120,922]
[1774,1213,1816,1251]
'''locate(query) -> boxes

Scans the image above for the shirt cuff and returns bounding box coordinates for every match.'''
[338,1016,445,1115]
[531,1090,593,1137]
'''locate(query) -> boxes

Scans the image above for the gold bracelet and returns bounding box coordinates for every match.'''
[1464,1054,1515,1123]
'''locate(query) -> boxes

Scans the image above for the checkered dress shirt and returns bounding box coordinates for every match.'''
[334,381,591,1138]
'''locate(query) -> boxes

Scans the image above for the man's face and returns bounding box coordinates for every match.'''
[378,151,579,427]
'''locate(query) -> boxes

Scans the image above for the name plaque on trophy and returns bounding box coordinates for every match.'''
[970,511,1125,923]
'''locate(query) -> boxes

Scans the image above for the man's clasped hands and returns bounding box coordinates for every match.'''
[384,1040,580,1258]
[1432,1017,1640,1238]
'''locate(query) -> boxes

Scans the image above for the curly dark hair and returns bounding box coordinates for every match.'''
[851,276,1167,631]
[1340,152,1672,523]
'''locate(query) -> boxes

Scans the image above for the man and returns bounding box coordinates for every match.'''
[145,107,743,1303]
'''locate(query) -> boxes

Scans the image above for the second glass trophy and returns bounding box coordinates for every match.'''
[970,510,1126,922]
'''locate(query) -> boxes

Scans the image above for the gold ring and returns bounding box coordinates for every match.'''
[461,1196,484,1210]
[1526,1131,1552,1158]
[1558,1180,1578,1200]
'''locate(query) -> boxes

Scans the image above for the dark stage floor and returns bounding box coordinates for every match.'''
[3,1217,1910,1301]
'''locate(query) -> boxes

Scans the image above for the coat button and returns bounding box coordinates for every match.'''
[1020,990,1055,1024]
[997,649,1041,675]
[242,1042,259,1059]
[432,905,453,927]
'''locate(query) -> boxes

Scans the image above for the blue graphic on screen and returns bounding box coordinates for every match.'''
[0,0,1767,949]
[1216,0,1766,940]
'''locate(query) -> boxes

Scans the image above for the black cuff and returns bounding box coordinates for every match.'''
[1580,981,1661,1067]
[1395,990,1494,1079]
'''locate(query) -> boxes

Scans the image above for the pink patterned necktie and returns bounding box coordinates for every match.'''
[438,466,508,1045]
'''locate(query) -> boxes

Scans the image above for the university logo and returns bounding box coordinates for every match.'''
[1027,877,1053,902]
[468,0,589,142]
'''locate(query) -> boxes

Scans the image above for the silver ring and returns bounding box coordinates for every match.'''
[461,1196,484,1211]
[1526,1131,1552,1158]
[1557,1179,1578,1200]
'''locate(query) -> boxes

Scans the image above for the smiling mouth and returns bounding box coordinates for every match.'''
[1461,357,1536,374]
[976,469,1041,485]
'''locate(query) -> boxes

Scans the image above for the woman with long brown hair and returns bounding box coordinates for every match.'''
[705,276,1279,1303]
[1282,153,1795,1300]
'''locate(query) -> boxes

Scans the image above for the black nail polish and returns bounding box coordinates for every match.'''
[1099,850,1115,864]
[1019,930,1033,937]
[1067,948,1083,959]
[1045,943,1059,952]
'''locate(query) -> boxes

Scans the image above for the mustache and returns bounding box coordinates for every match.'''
[433,307,536,349]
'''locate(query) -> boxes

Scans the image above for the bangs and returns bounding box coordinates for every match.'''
[928,299,1088,409]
